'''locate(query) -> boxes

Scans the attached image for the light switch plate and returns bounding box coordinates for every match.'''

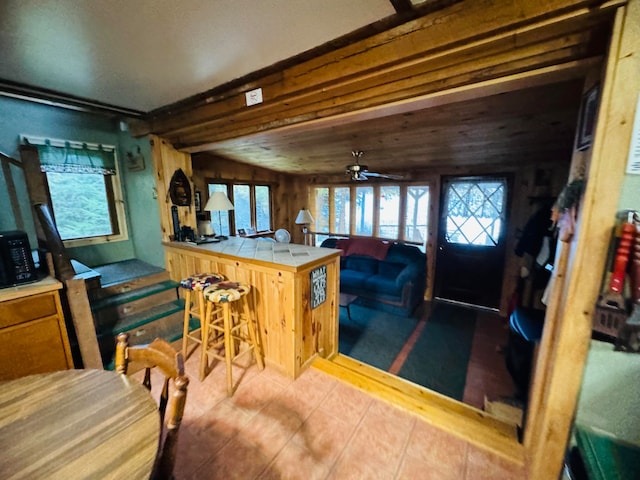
[245,88,263,106]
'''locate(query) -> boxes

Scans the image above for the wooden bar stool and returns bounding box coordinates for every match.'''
[180,273,225,367]
[201,281,264,393]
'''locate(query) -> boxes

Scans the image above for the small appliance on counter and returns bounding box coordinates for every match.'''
[0,230,38,288]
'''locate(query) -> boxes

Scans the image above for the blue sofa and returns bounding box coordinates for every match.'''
[320,238,427,317]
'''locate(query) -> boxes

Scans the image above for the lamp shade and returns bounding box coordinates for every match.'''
[204,192,234,211]
[295,209,314,225]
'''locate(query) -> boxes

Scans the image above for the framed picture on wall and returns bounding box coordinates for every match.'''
[576,85,599,151]
[194,191,202,212]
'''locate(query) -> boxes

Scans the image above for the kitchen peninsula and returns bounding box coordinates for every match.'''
[163,237,340,378]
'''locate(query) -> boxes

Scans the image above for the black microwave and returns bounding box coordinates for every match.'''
[0,231,38,288]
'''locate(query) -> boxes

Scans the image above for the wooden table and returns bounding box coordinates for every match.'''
[0,369,160,480]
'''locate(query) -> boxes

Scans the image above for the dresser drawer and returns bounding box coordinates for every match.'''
[0,293,58,329]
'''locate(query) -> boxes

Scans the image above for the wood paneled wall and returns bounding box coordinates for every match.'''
[150,135,196,241]
[191,153,308,244]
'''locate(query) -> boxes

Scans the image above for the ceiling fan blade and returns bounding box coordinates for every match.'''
[349,171,367,181]
[364,171,403,180]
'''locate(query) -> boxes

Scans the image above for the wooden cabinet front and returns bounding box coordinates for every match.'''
[0,279,73,380]
[164,241,340,379]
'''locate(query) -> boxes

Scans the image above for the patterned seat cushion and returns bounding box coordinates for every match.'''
[180,273,225,290]
[203,281,250,303]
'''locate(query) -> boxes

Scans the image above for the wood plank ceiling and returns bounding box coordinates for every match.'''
[192,79,584,176]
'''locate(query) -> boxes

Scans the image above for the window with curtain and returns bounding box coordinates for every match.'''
[23,136,128,245]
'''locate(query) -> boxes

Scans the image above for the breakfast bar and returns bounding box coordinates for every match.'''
[163,238,341,379]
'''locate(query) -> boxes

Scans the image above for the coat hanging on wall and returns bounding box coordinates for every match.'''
[168,168,192,206]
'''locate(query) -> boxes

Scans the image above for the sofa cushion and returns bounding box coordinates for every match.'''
[343,255,378,275]
[340,269,371,289]
[364,275,403,296]
[378,261,405,279]
[396,264,420,287]
[344,238,391,260]
[386,243,424,264]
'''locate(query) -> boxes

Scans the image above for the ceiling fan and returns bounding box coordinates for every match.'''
[345,151,403,181]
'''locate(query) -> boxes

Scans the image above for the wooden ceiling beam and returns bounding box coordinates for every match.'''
[160,24,602,151]
[134,0,619,141]
[170,40,597,150]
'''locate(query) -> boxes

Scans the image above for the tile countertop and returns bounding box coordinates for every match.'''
[164,237,340,270]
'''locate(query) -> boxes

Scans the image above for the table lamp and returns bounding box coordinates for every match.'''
[205,192,234,240]
[295,208,314,245]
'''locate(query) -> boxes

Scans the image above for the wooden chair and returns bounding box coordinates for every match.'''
[115,332,189,480]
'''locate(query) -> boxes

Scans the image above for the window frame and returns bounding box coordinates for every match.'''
[205,180,273,235]
[309,182,431,248]
[25,136,128,248]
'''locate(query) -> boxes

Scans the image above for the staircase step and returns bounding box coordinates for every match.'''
[90,271,171,300]
[91,280,180,334]
[93,259,166,285]
[92,279,179,312]
[98,299,190,368]
[99,298,185,337]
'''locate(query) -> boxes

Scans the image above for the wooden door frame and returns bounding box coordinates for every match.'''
[434,174,512,309]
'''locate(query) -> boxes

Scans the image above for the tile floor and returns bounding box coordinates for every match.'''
[165,347,524,480]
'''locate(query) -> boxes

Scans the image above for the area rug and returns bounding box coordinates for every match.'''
[397,303,477,400]
[339,304,418,371]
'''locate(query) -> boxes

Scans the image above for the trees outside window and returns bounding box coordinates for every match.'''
[26,137,127,246]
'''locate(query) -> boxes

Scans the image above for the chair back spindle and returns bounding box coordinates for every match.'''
[115,332,189,480]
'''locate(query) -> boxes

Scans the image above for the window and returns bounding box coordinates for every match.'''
[405,186,430,243]
[310,183,430,248]
[207,182,272,235]
[312,187,329,234]
[24,136,127,246]
[379,186,399,238]
[444,179,505,246]
[332,187,350,234]
[233,184,251,231]
[207,183,231,236]
[255,186,271,231]
[355,186,374,236]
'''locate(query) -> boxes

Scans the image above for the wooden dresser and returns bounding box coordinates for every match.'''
[0,276,73,380]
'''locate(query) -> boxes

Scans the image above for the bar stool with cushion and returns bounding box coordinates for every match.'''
[201,280,264,393]
[180,273,225,368]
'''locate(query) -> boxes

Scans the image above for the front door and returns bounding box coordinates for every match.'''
[434,176,510,309]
